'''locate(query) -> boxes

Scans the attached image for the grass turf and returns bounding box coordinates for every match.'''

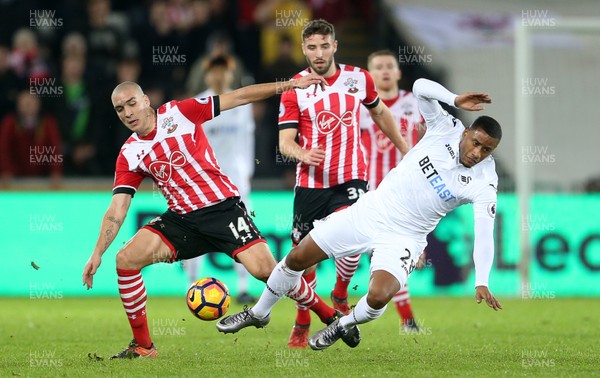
[1,296,598,377]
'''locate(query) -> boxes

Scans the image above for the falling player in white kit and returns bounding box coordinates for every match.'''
[217,78,503,350]
[360,50,425,332]
[182,56,257,304]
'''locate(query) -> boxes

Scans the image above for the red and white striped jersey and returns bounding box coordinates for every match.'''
[113,96,240,214]
[279,64,379,188]
[360,90,424,189]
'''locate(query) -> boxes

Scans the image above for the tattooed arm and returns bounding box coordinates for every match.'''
[82,193,132,289]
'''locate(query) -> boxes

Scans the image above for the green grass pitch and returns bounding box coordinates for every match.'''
[1,296,598,377]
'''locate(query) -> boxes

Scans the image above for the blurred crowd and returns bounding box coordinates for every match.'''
[0,0,370,187]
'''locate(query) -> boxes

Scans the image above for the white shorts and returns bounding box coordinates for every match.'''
[310,196,427,287]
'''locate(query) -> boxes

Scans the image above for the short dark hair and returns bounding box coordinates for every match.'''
[205,55,233,72]
[367,49,398,67]
[302,19,335,41]
[470,116,502,141]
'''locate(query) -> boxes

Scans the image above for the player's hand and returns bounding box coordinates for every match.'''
[292,73,327,92]
[454,92,491,111]
[300,145,326,166]
[475,285,502,311]
[82,254,102,290]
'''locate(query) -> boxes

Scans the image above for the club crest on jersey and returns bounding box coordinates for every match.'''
[375,130,394,153]
[316,110,354,134]
[458,174,472,185]
[148,150,187,183]
[344,77,359,93]
[161,116,178,134]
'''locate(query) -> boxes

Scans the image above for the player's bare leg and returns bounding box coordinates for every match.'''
[309,269,398,350]
[218,240,337,333]
[111,228,172,359]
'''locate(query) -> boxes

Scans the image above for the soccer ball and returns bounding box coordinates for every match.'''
[186,277,231,321]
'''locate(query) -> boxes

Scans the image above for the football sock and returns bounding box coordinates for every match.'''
[294,270,316,325]
[117,268,152,348]
[339,295,387,329]
[393,285,414,323]
[182,257,200,287]
[252,260,302,319]
[233,261,249,293]
[333,254,361,299]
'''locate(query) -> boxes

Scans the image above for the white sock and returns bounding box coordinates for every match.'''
[183,256,202,287]
[339,295,387,329]
[252,260,302,318]
[233,262,249,293]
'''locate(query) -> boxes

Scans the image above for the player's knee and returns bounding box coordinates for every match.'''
[366,290,392,310]
[115,249,131,269]
[285,250,309,271]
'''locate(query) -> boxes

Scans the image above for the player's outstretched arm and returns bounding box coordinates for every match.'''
[475,285,502,311]
[219,73,327,112]
[279,129,325,166]
[369,101,410,156]
[82,193,131,290]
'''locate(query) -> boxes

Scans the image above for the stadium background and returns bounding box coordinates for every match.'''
[1,0,599,301]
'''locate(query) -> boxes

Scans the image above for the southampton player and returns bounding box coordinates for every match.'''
[182,56,257,304]
[81,75,356,359]
[217,78,503,350]
[360,50,425,332]
[276,19,410,348]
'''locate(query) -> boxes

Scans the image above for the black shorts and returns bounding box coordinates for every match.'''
[291,179,368,245]
[144,197,265,261]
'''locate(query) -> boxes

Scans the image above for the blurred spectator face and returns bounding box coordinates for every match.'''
[191,0,210,25]
[117,59,141,82]
[204,64,233,93]
[62,33,87,58]
[88,0,111,26]
[13,28,38,54]
[367,54,400,92]
[17,91,41,120]
[62,56,85,82]
[150,1,171,32]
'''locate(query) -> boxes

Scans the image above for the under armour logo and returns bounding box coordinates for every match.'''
[316,110,354,134]
[306,92,317,98]
[136,150,145,160]
[148,150,187,183]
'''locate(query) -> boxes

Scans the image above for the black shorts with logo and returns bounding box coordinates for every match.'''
[291,179,368,245]
[144,197,264,261]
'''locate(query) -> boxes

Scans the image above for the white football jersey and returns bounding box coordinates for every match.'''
[196,89,255,202]
[365,81,497,240]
